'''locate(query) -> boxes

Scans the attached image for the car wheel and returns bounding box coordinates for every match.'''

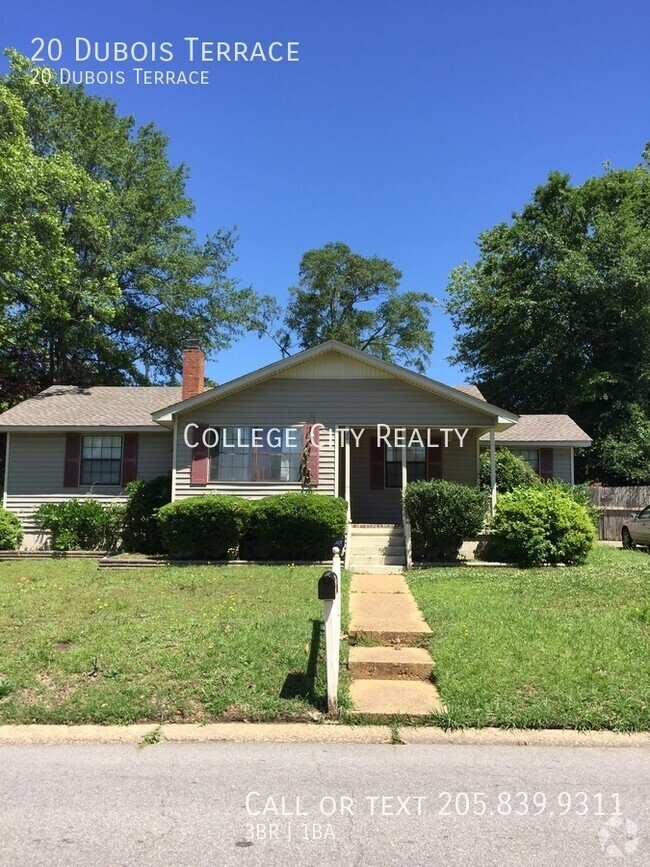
[622,527,636,550]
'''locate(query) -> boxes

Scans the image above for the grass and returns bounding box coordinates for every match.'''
[0,560,350,725]
[407,545,650,731]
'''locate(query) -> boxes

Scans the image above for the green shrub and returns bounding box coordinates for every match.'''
[403,480,489,562]
[242,493,347,561]
[484,485,596,566]
[479,447,540,493]
[158,495,252,559]
[33,499,124,551]
[0,508,23,550]
[542,479,600,529]
[121,475,171,554]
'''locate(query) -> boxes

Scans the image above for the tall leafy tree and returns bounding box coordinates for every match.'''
[269,241,435,372]
[446,149,650,483]
[0,50,269,407]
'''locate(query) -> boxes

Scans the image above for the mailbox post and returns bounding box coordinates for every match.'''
[319,546,342,716]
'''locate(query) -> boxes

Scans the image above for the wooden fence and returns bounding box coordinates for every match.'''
[588,486,650,541]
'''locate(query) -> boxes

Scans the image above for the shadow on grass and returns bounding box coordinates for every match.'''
[280,619,323,708]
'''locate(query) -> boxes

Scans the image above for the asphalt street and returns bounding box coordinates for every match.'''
[0,742,648,866]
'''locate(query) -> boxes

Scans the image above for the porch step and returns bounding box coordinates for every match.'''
[352,544,405,556]
[351,524,404,539]
[351,554,405,566]
[348,679,446,718]
[348,524,406,571]
[348,646,434,681]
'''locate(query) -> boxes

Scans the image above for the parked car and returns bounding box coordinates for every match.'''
[621,506,650,549]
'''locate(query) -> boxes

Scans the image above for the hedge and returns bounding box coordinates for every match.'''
[403,480,489,562]
[33,499,123,551]
[0,507,23,550]
[241,493,347,561]
[158,495,253,560]
[121,475,171,554]
[484,485,596,566]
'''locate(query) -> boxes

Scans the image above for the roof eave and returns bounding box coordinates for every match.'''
[0,425,169,433]
[151,340,519,424]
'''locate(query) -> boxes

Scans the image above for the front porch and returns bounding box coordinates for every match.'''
[333,425,498,524]
[331,425,500,572]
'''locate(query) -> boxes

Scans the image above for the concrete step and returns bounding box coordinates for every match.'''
[349,627,431,646]
[351,545,405,556]
[351,527,404,536]
[349,555,405,566]
[349,679,446,717]
[348,646,434,680]
[349,565,406,575]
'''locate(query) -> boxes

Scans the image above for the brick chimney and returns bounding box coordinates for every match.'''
[182,341,205,400]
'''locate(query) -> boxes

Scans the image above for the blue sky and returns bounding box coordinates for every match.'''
[3,1,649,386]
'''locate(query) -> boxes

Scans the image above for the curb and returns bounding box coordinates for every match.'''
[0,723,648,747]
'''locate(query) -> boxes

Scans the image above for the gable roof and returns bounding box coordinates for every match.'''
[479,414,591,446]
[152,340,519,428]
[0,385,182,431]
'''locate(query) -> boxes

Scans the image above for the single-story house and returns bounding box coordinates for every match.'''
[0,340,591,566]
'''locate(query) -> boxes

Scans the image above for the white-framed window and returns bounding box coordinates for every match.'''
[209,427,302,482]
[80,435,123,485]
[508,448,540,474]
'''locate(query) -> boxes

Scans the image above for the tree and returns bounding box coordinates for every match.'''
[0,50,270,407]
[268,242,436,372]
[446,149,650,484]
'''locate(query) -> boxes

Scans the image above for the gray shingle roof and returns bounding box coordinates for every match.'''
[479,414,591,445]
[454,384,486,401]
[0,385,182,428]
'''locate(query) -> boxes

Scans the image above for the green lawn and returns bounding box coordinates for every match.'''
[408,545,650,731]
[0,560,349,724]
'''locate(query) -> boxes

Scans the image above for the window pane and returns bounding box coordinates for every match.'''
[407,461,426,482]
[510,448,540,473]
[385,462,401,488]
[80,436,122,485]
[210,427,302,482]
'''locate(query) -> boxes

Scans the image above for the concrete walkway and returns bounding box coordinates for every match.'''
[347,573,446,717]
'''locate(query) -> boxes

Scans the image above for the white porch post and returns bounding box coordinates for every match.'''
[343,430,352,569]
[400,441,413,568]
[344,430,351,523]
[2,432,10,509]
[489,427,497,514]
[570,447,575,485]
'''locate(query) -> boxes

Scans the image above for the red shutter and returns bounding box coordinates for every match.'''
[63,433,81,488]
[539,448,554,479]
[427,436,443,480]
[121,433,139,486]
[369,439,385,490]
[302,424,319,486]
[190,423,210,485]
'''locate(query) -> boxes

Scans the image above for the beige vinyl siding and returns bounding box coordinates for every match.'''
[5,431,172,547]
[275,352,395,379]
[552,447,573,483]
[173,378,493,500]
